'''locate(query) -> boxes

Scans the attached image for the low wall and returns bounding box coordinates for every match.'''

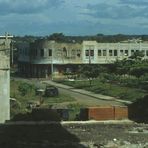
[80,106,128,121]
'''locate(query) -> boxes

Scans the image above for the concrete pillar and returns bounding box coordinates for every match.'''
[0,70,10,123]
[0,34,12,123]
[94,46,98,63]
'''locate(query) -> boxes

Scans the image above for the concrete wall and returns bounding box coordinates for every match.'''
[0,35,12,123]
[0,70,10,123]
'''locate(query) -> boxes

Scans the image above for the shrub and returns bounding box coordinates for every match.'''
[120,77,140,88]
[101,73,120,83]
[18,82,33,96]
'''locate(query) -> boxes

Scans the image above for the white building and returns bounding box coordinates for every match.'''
[18,39,148,79]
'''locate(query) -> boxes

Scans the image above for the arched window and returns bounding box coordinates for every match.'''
[63,47,67,57]
[71,49,75,58]
[77,49,81,57]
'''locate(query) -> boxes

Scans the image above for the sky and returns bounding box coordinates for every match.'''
[0,0,148,36]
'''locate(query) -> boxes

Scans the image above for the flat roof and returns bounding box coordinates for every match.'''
[0,35,13,38]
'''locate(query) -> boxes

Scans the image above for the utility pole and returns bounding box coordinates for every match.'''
[88,46,92,64]
[51,50,53,80]
[11,41,13,66]
[51,44,54,81]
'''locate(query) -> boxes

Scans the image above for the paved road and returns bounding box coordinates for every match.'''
[43,80,124,107]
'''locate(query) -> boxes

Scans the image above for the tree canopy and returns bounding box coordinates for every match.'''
[80,64,104,85]
[111,51,148,78]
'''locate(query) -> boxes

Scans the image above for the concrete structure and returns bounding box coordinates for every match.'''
[18,39,148,78]
[0,34,13,123]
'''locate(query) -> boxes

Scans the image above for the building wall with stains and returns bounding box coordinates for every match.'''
[28,40,82,64]
[18,39,148,78]
[18,40,83,78]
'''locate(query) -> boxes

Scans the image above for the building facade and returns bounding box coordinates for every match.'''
[0,34,13,123]
[18,39,148,79]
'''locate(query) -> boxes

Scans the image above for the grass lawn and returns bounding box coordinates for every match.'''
[59,79,147,102]
[10,79,76,118]
[10,78,147,121]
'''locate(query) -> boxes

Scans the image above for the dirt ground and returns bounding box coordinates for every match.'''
[64,122,148,148]
[0,121,148,148]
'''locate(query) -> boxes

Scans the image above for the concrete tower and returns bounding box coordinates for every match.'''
[0,33,13,123]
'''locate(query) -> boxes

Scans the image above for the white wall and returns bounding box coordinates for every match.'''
[0,36,12,123]
[0,70,10,123]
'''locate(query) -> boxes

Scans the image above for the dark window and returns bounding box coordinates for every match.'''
[63,47,67,57]
[71,49,75,55]
[114,50,117,56]
[25,49,27,56]
[103,50,106,56]
[71,49,75,58]
[85,50,89,56]
[120,50,123,56]
[40,49,44,57]
[35,49,37,56]
[141,50,145,55]
[146,50,148,56]
[77,49,81,57]
[90,50,94,56]
[131,50,135,55]
[98,50,101,56]
[85,49,94,56]
[49,49,52,56]
[109,50,113,56]
[125,50,128,56]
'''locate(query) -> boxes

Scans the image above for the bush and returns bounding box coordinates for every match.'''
[130,66,148,78]
[120,77,140,88]
[18,82,34,96]
[140,74,148,81]
[102,73,120,83]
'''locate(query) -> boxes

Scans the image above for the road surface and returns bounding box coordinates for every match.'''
[43,80,124,107]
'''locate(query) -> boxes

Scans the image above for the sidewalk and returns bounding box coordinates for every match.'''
[42,80,132,105]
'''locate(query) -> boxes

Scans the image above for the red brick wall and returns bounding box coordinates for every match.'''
[81,106,128,121]
[88,107,114,120]
[114,106,128,120]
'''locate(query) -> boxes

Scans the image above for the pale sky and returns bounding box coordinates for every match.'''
[0,0,148,36]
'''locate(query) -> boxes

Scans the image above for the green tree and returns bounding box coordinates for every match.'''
[111,59,132,75]
[129,50,145,61]
[80,65,102,86]
[48,33,65,42]
[130,65,148,78]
